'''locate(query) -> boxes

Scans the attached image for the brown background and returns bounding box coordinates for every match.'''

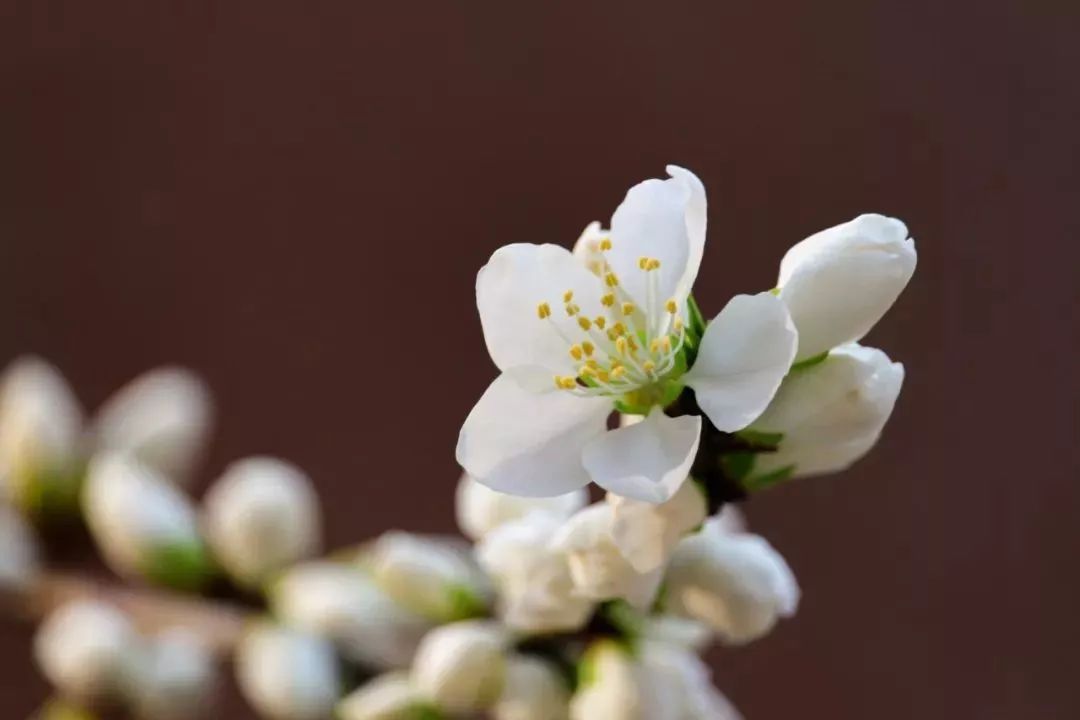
[2,1,1079,718]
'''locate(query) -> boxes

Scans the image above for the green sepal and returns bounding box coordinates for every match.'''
[686,294,707,339]
[444,583,488,621]
[720,451,756,483]
[790,351,829,372]
[743,465,796,492]
[14,460,84,520]
[141,541,217,592]
[734,429,784,449]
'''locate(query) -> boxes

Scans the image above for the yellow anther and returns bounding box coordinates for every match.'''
[607,329,618,341]
[565,303,580,316]
[587,261,602,274]
[643,361,656,373]
[601,293,616,307]
[579,365,596,378]
[537,303,551,319]
[563,290,574,303]
[597,370,610,383]
[638,257,648,270]
[594,316,607,330]
[611,366,627,380]
[621,302,635,316]
[648,258,661,270]
[665,299,678,314]
[615,337,628,355]
[599,238,613,251]
[578,316,592,331]
[555,375,577,390]
[673,317,684,331]
[628,337,639,352]
[582,341,595,356]
[569,345,584,361]
[605,272,619,287]
[650,338,661,353]
[585,359,600,370]
[612,322,627,336]
[653,336,671,353]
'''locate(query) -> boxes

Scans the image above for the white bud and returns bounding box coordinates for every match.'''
[638,641,742,720]
[337,673,434,720]
[369,532,487,622]
[128,630,218,720]
[82,452,211,590]
[607,480,707,574]
[750,343,904,478]
[0,503,39,592]
[411,621,507,714]
[569,641,662,720]
[34,600,141,704]
[92,368,212,484]
[778,213,916,361]
[272,561,431,670]
[235,622,340,720]
[456,473,587,541]
[477,513,593,635]
[665,531,799,645]
[202,456,321,588]
[0,356,84,514]
[550,504,663,610]
[494,655,571,720]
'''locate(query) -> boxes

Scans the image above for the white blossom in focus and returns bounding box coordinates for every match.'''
[778,213,916,361]
[369,532,488,622]
[235,622,340,720]
[607,479,707,573]
[128,629,218,720]
[92,367,212,484]
[411,620,508,714]
[456,473,587,541]
[458,166,798,503]
[0,503,39,591]
[202,456,322,589]
[337,672,434,720]
[494,655,571,720]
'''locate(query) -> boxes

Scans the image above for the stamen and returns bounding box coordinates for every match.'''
[582,341,595,357]
[594,316,607,330]
[569,345,584,361]
[615,337,628,355]
[565,303,580,316]
[601,293,616,307]
[563,290,574,303]
[537,303,551,319]
[610,366,627,380]
[665,299,677,314]
[577,317,592,331]
[643,360,656,373]
[599,238,613,251]
[621,302,635,316]
[555,376,577,390]
[605,272,619,287]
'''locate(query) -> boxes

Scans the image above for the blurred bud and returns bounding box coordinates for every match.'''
[749,343,904,479]
[570,641,656,720]
[665,530,799,645]
[640,615,713,653]
[369,532,487,622]
[235,621,340,720]
[494,655,571,720]
[550,504,662,610]
[82,453,213,591]
[638,641,742,720]
[455,473,587,541]
[202,457,321,589]
[607,480,706,574]
[476,513,593,634]
[271,561,431,670]
[0,356,84,516]
[337,672,436,720]
[411,621,507,714]
[34,600,141,705]
[92,368,212,485]
[0,503,39,592]
[778,213,916,361]
[127,629,217,720]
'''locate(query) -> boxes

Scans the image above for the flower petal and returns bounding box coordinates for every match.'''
[684,293,797,432]
[581,409,701,503]
[571,221,609,276]
[457,373,609,497]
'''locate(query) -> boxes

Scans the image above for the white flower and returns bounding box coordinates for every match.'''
[369,532,488,623]
[411,620,508,714]
[0,356,84,514]
[271,561,432,670]
[33,600,141,705]
[202,456,322,588]
[494,655,571,720]
[778,213,916,361]
[127,630,218,720]
[607,479,707,573]
[476,513,594,634]
[665,529,799,645]
[638,641,742,720]
[458,166,797,503]
[0,503,39,592]
[82,452,212,590]
[456,472,587,541]
[338,673,434,720]
[639,615,714,653]
[550,503,663,610]
[235,622,341,720]
[92,367,212,484]
[748,343,904,479]
[569,641,667,720]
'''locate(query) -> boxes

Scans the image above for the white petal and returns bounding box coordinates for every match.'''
[572,220,610,276]
[684,293,797,432]
[665,165,707,298]
[581,409,700,504]
[477,243,606,377]
[609,480,707,573]
[457,374,609,497]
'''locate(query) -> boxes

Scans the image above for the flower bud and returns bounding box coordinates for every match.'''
[337,673,435,720]
[127,630,218,720]
[34,600,141,705]
[778,214,916,361]
[202,457,321,589]
[455,473,586,541]
[494,655,571,720]
[411,621,507,714]
[92,368,212,485]
[0,356,84,516]
[82,452,212,591]
[749,343,904,479]
[235,622,340,720]
[570,641,657,720]
[0,503,39,592]
[271,561,431,670]
[607,480,707,573]
[476,513,593,635]
[665,531,799,645]
[369,532,487,622]
[637,641,742,719]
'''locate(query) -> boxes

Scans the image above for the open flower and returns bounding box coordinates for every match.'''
[458,166,797,503]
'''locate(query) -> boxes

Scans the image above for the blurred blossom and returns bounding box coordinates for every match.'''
[455,473,586,541]
[0,502,39,591]
[639,614,714,653]
[665,528,799,645]
[550,503,663,610]
[235,621,340,720]
[411,620,508,714]
[493,655,571,720]
[92,367,212,485]
[607,480,707,574]
[476,513,593,634]
[369,532,488,622]
[82,452,212,591]
[34,600,141,705]
[202,456,322,589]
[127,629,218,720]
[638,641,742,719]
[0,356,84,516]
[337,672,434,720]
[569,641,657,720]
[271,561,431,670]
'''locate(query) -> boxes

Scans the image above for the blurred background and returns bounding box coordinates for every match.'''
[2,1,1078,717]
